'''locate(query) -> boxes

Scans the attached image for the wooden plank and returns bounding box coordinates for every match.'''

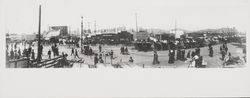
[33,56,63,65]
[36,57,63,68]
[45,62,60,68]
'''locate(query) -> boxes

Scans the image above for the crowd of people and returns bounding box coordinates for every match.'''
[150,37,246,68]
[93,46,115,66]
[166,42,207,68]
[92,45,134,66]
[6,42,39,61]
[6,40,64,62]
[6,34,246,68]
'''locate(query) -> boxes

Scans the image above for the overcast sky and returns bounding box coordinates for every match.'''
[1,0,249,34]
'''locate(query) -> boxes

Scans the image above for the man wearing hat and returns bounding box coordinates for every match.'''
[168,50,175,64]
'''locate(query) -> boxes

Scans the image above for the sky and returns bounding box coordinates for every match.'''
[1,0,249,34]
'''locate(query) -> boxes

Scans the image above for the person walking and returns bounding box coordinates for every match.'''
[48,49,51,59]
[94,54,98,65]
[74,49,80,59]
[28,46,32,57]
[71,48,74,56]
[193,54,199,68]
[23,48,28,57]
[198,56,203,67]
[89,48,93,55]
[153,50,160,64]
[125,47,128,54]
[99,45,102,52]
[18,48,21,57]
[225,45,228,53]
[191,51,195,58]
[221,49,226,61]
[220,44,223,53]
[6,50,9,61]
[120,46,124,54]
[168,50,174,64]
[176,49,181,60]
[99,54,104,63]
[243,47,246,62]
[209,46,213,57]
[14,50,19,59]
[40,45,43,56]
[189,58,196,68]
[6,44,9,51]
[10,49,14,59]
[56,47,59,56]
[195,47,200,55]
[181,49,185,61]
[31,49,35,60]
[187,50,191,59]
[129,56,134,63]
[14,43,17,49]
[109,50,113,59]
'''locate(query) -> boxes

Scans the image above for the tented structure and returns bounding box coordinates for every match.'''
[44,30,60,40]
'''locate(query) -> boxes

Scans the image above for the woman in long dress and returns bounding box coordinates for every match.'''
[190,59,196,68]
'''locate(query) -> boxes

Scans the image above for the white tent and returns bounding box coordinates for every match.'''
[170,29,185,38]
[44,30,60,40]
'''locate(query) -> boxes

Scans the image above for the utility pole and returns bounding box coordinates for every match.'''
[81,16,83,48]
[88,21,90,33]
[94,20,96,33]
[175,19,177,37]
[69,26,71,36]
[135,13,138,33]
[37,5,42,63]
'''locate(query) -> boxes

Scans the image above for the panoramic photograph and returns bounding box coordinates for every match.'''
[4,0,247,68]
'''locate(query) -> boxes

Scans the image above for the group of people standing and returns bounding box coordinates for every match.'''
[6,42,39,61]
[176,48,186,61]
[168,41,189,64]
[186,47,205,68]
[71,48,80,59]
[50,44,59,57]
[94,49,114,65]
[93,44,134,66]
[120,46,129,55]
[208,43,214,57]
[152,40,207,68]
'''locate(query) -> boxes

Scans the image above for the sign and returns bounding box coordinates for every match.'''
[50,26,68,36]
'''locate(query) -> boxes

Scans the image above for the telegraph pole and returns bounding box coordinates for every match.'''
[81,16,83,48]
[135,13,138,33]
[94,20,96,33]
[175,19,177,37]
[88,21,90,33]
[37,5,42,63]
[69,26,71,36]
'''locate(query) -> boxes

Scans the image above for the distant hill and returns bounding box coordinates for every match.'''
[194,27,239,34]
[143,28,190,34]
[117,27,240,35]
